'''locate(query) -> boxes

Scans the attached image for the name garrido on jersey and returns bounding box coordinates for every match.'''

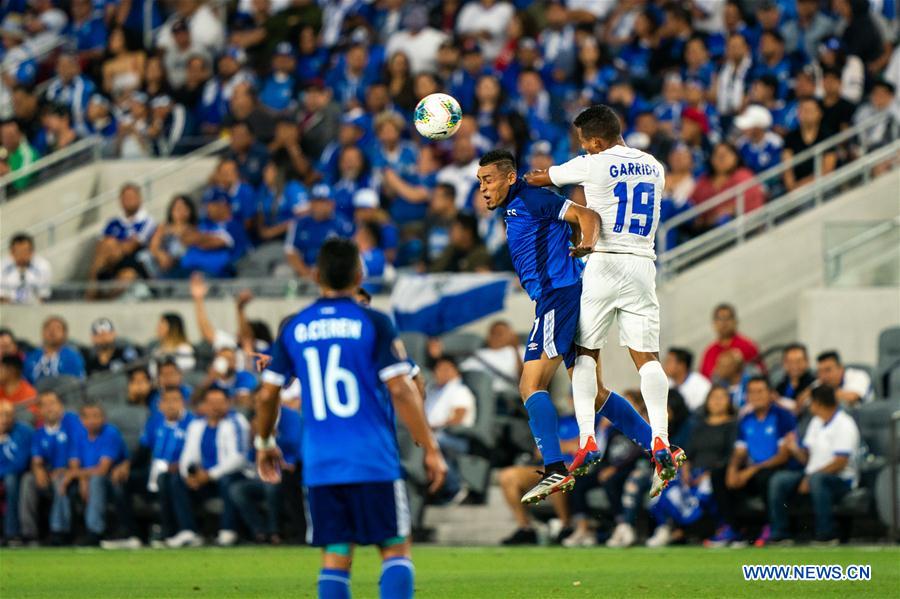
[294,318,363,342]
[608,162,661,178]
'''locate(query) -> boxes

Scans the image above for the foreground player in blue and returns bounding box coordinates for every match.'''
[477,149,656,504]
[255,238,447,599]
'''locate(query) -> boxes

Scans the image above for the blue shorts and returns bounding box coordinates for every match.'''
[305,480,410,547]
[524,282,581,369]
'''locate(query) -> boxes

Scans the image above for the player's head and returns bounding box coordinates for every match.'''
[477,149,517,211]
[572,104,623,154]
[316,238,363,293]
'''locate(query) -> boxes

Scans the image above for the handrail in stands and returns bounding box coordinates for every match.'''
[0,136,104,203]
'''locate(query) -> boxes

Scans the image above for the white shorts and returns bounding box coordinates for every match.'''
[576,252,660,352]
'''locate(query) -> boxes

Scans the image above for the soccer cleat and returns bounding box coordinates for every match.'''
[520,470,575,504]
[567,436,603,478]
[649,443,687,498]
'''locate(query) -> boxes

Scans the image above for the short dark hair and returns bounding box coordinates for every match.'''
[120,182,141,196]
[573,104,622,142]
[317,238,361,291]
[10,232,34,249]
[0,354,23,373]
[713,303,736,318]
[127,365,150,381]
[79,400,104,414]
[811,384,837,408]
[161,385,184,396]
[356,287,372,304]
[453,213,480,241]
[433,354,458,370]
[435,182,456,200]
[783,343,808,358]
[478,149,517,173]
[746,375,770,389]
[157,356,181,372]
[668,347,694,371]
[816,350,841,365]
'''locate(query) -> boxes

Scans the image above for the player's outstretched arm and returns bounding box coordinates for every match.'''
[387,375,448,493]
[523,169,552,187]
[563,203,600,257]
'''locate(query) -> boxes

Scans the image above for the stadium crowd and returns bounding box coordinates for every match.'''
[2,0,900,290]
[0,290,893,549]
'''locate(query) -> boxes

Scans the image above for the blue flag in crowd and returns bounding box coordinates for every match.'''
[390,274,510,336]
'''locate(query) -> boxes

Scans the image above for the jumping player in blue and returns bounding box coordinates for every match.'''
[255,238,446,599]
[476,149,657,504]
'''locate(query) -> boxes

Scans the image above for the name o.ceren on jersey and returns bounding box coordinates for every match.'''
[609,162,660,178]
[294,318,363,342]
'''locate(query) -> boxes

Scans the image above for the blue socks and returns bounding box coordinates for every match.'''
[525,391,564,465]
[318,568,351,599]
[380,556,414,599]
[599,391,652,452]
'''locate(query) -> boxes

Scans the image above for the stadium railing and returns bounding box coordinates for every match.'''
[12,137,229,249]
[0,136,105,204]
[824,217,900,287]
[656,118,900,280]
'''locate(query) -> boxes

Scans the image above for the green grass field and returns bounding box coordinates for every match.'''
[2,546,899,598]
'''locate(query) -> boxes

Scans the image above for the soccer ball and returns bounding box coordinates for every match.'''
[414,93,463,140]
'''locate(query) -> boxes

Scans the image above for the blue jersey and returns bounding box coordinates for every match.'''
[276,405,303,466]
[102,211,157,245]
[180,218,248,277]
[259,72,298,112]
[31,412,85,469]
[24,345,86,383]
[503,180,583,301]
[149,412,193,463]
[737,132,783,174]
[263,297,411,486]
[285,215,355,266]
[0,422,33,477]
[78,423,128,468]
[736,404,796,465]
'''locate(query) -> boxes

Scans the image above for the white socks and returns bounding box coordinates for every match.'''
[572,354,599,448]
[639,360,669,445]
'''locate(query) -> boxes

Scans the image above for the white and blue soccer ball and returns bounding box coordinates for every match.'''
[414,93,463,140]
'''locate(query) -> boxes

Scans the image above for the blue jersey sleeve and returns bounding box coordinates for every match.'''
[774,407,797,441]
[365,308,412,383]
[519,186,571,222]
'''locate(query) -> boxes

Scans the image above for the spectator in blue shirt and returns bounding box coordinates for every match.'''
[332,146,375,222]
[371,111,417,181]
[192,345,258,412]
[226,121,269,188]
[382,145,440,227]
[295,24,328,82]
[44,53,96,140]
[706,376,795,547]
[451,43,491,113]
[326,43,375,107]
[75,402,135,546]
[177,386,249,547]
[318,113,367,185]
[0,399,32,542]
[734,105,784,174]
[24,316,86,384]
[65,0,106,65]
[753,30,793,100]
[19,391,85,543]
[146,386,196,544]
[179,192,249,278]
[230,404,302,544]
[284,184,355,281]
[681,36,716,89]
[87,183,157,295]
[259,42,298,113]
[148,358,192,414]
[355,221,387,294]
[255,162,309,243]
[208,159,257,235]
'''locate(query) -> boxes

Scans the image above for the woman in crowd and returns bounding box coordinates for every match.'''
[690,142,765,232]
[644,386,738,547]
[152,312,195,372]
[384,51,417,113]
[102,27,146,96]
[149,195,198,278]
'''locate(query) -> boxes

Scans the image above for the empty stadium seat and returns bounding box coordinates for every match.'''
[106,403,148,453]
[440,333,484,358]
[853,398,900,460]
[399,332,427,370]
[35,375,85,406]
[85,372,129,405]
[443,370,497,497]
[875,326,900,397]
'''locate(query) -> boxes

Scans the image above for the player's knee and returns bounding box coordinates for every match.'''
[380,540,411,560]
[498,467,515,488]
[322,548,353,570]
[519,379,543,401]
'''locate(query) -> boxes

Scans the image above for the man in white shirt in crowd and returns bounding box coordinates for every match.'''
[769,385,860,545]
[455,0,514,62]
[425,355,476,502]
[815,350,872,407]
[460,320,522,399]
[0,233,51,304]
[663,347,711,413]
[385,6,447,74]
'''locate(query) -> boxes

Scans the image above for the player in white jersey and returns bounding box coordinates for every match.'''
[526,105,685,496]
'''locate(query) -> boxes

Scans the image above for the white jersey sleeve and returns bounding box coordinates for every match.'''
[563,145,665,259]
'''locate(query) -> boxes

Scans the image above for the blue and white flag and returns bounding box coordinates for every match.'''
[391,273,511,336]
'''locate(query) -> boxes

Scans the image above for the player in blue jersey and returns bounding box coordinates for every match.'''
[477,149,659,504]
[255,238,446,599]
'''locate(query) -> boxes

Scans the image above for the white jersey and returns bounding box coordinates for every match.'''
[548,145,665,259]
